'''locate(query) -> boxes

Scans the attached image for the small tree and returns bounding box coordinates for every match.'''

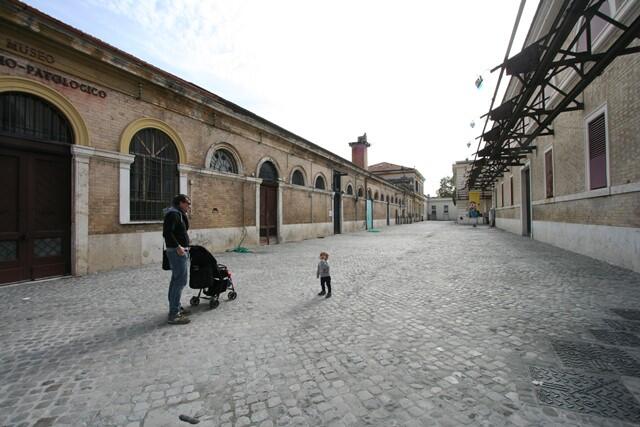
[437,176,455,198]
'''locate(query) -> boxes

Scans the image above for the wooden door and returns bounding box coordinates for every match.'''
[260,183,278,244]
[0,145,70,284]
[0,149,24,283]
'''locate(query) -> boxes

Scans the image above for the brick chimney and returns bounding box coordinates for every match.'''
[349,133,370,170]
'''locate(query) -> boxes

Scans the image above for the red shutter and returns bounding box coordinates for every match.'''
[545,150,554,198]
[588,113,607,189]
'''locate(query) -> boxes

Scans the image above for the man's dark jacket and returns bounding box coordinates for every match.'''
[163,207,190,248]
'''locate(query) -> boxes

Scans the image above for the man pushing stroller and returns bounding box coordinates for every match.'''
[163,194,192,325]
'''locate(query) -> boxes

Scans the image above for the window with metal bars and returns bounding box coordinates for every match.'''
[129,128,178,221]
[346,184,353,195]
[291,169,305,186]
[588,112,607,190]
[0,92,72,143]
[259,161,278,182]
[545,149,554,198]
[209,149,237,173]
[315,176,326,190]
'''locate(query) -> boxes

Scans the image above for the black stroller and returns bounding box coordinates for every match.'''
[188,245,237,309]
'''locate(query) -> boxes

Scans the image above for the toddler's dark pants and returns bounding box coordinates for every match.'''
[320,276,331,293]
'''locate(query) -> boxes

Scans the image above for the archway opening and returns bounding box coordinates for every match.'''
[0,92,73,284]
[258,161,278,244]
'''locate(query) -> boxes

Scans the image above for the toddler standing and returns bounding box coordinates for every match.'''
[317,251,331,298]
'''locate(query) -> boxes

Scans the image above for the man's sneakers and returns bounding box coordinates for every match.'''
[318,290,326,296]
[168,313,190,325]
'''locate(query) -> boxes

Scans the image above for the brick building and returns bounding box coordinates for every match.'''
[467,0,640,272]
[367,160,427,224]
[0,1,425,284]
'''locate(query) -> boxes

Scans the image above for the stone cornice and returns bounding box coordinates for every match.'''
[71,145,134,163]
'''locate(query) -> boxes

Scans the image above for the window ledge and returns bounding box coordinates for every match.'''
[120,220,163,225]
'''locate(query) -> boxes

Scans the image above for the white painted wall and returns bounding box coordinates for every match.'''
[533,221,640,273]
[495,218,521,235]
[373,219,387,228]
[280,222,333,242]
[427,198,453,221]
[343,220,366,233]
[88,226,258,273]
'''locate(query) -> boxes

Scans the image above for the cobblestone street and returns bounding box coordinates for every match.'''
[2,222,640,427]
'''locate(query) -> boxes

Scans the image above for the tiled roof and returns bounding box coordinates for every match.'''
[368,162,408,172]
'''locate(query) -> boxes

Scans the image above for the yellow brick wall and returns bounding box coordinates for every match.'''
[374,201,387,220]
[312,192,331,223]
[496,206,520,220]
[189,176,256,229]
[283,187,312,224]
[533,193,640,227]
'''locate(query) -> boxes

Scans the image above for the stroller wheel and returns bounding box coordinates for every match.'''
[190,296,200,306]
[228,291,237,301]
[209,299,220,309]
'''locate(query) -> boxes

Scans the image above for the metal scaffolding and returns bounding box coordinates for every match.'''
[467,0,640,190]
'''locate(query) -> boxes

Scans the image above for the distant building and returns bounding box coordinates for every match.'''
[452,160,492,224]
[426,197,453,221]
[367,160,427,223]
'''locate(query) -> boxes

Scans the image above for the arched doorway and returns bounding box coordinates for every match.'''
[0,92,73,284]
[259,161,278,245]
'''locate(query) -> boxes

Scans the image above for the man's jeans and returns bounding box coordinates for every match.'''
[166,248,189,319]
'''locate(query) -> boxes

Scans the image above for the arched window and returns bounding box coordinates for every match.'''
[291,169,305,186]
[0,92,72,143]
[315,175,326,190]
[358,187,363,197]
[129,128,178,221]
[259,161,278,182]
[346,184,353,195]
[386,195,389,203]
[209,149,237,173]
[367,189,372,200]
[374,191,379,200]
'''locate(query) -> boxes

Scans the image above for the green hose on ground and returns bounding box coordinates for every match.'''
[226,228,253,253]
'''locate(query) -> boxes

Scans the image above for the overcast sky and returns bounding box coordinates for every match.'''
[25,0,538,195]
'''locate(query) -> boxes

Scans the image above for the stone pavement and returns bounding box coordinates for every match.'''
[2,221,640,427]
